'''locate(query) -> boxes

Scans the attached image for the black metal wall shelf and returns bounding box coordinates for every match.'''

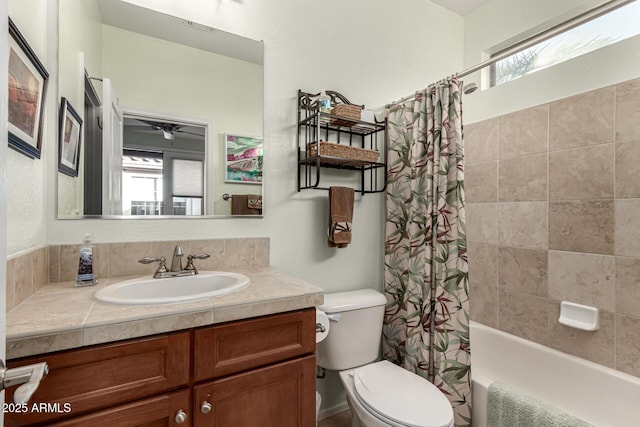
[297,90,387,194]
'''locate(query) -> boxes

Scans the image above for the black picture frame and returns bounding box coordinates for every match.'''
[58,98,83,177]
[8,18,49,159]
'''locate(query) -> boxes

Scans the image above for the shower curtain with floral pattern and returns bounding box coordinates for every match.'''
[383,77,471,426]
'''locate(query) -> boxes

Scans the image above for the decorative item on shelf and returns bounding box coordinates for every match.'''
[330,104,362,127]
[307,141,379,164]
[361,109,376,123]
[319,90,332,114]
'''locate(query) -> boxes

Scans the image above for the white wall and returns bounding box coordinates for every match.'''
[463,0,640,124]
[463,0,598,70]
[7,1,51,255]
[59,0,102,100]
[101,26,262,135]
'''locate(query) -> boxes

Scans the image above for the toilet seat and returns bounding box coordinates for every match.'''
[352,361,454,427]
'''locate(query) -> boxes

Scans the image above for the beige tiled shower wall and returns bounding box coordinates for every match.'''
[6,238,269,311]
[465,76,640,378]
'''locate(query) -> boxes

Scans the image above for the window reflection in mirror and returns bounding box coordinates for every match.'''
[121,115,206,216]
[122,151,163,215]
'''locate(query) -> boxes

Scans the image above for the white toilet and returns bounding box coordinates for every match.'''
[317,289,454,427]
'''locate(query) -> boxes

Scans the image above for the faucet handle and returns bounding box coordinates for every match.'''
[184,253,210,274]
[138,256,169,277]
[138,256,167,266]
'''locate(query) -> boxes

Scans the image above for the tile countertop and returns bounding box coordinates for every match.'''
[6,267,324,360]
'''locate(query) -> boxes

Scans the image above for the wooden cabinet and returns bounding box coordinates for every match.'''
[50,390,190,427]
[193,310,316,427]
[5,333,191,426]
[6,308,316,427]
[194,309,315,380]
[194,356,316,427]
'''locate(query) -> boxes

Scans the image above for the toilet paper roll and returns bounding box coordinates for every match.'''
[316,309,330,343]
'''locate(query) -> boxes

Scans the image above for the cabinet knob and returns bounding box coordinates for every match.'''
[201,401,213,414]
[175,409,188,424]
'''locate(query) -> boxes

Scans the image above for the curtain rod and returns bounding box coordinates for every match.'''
[386,0,634,107]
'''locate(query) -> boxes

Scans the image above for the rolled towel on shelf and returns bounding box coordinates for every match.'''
[231,194,262,215]
[247,195,262,210]
[327,186,354,248]
[487,380,594,427]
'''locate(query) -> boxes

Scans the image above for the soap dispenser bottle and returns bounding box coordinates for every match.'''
[76,233,98,287]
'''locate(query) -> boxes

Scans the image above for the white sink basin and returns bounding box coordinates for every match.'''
[94,271,250,305]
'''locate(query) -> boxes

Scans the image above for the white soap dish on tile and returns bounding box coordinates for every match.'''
[558,301,599,331]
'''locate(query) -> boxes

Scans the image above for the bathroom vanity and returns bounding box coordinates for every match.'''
[4,268,322,426]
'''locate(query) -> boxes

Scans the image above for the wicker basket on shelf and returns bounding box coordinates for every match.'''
[307,141,379,163]
[330,104,362,127]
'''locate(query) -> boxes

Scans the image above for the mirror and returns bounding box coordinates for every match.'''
[57,0,264,219]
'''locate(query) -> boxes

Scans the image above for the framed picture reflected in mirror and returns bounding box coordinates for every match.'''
[58,97,83,177]
[224,134,263,184]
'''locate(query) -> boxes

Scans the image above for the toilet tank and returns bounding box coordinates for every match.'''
[316,289,387,370]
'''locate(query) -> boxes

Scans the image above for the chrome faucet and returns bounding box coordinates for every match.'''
[170,245,184,272]
[139,245,211,279]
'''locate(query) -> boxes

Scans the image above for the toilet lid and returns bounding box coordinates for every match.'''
[353,361,454,427]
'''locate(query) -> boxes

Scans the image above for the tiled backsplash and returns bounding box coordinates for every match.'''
[465,76,640,378]
[6,246,48,312]
[7,238,269,312]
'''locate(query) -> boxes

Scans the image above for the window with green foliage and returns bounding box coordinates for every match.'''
[491,1,640,87]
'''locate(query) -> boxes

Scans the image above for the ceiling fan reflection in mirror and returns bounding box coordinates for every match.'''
[141,119,204,141]
[124,117,206,141]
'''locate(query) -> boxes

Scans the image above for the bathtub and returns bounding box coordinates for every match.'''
[470,321,640,427]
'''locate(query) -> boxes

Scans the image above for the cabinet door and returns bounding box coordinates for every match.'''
[6,332,190,426]
[194,308,315,381]
[193,355,316,427]
[50,389,191,427]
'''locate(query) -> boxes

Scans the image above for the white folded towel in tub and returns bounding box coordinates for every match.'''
[487,381,594,427]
